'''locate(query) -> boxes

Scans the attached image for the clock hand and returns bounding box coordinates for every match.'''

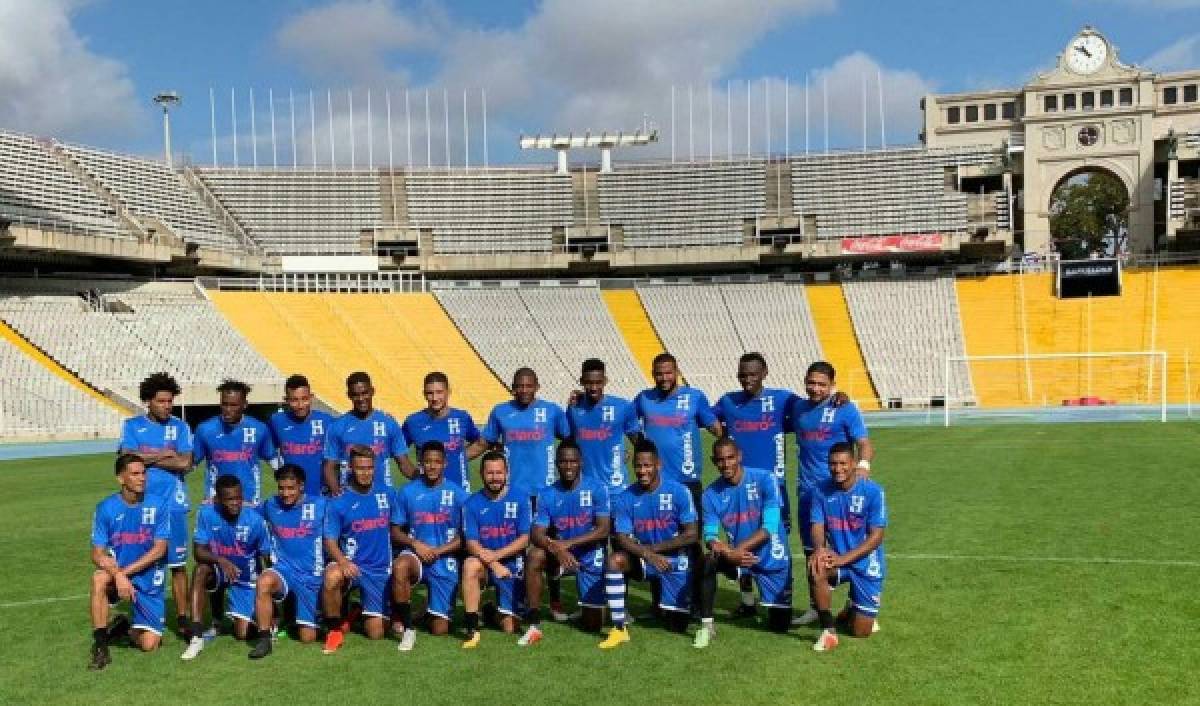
[1075,44,1092,58]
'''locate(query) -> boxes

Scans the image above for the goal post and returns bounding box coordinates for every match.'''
[943,351,1168,426]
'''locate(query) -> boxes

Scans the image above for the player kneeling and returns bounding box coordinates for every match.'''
[390,441,467,652]
[460,452,531,648]
[182,475,272,660]
[249,464,327,659]
[807,442,888,652]
[695,437,792,648]
[520,440,611,645]
[599,440,699,649]
[88,455,171,670]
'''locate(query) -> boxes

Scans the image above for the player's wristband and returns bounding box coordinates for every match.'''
[856,459,871,472]
[702,522,720,543]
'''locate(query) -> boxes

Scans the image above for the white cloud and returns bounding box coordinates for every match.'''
[1143,34,1200,71]
[0,0,141,141]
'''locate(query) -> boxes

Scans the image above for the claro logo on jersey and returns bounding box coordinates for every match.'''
[282,440,322,455]
[577,427,612,441]
[733,416,775,432]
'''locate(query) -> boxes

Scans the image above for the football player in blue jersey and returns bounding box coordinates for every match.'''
[322,371,415,495]
[401,372,487,492]
[389,441,468,652]
[88,455,171,670]
[808,442,888,652]
[520,440,611,645]
[269,374,334,498]
[461,452,532,649]
[181,475,272,660]
[695,437,792,648]
[192,379,278,505]
[249,464,327,659]
[566,358,642,491]
[599,439,699,649]
[118,372,193,637]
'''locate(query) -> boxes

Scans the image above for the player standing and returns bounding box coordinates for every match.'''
[598,439,698,649]
[695,437,792,648]
[193,379,277,505]
[460,452,532,648]
[566,359,641,491]
[808,443,888,651]
[321,446,397,653]
[249,464,327,659]
[390,441,468,652]
[118,372,194,636]
[520,440,611,646]
[181,475,272,660]
[322,371,414,494]
[88,454,170,669]
[401,372,486,492]
[269,374,334,498]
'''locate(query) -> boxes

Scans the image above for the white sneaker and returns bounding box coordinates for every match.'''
[396,629,417,652]
[516,625,543,647]
[792,608,818,626]
[871,619,881,633]
[201,626,219,641]
[548,602,570,622]
[812,629,839,652]
[181,636,206,661]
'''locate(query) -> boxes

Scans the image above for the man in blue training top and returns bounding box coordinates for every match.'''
[321,445,399,654]
[193,379,277,505]
[322,371,414,494]
[181,475,272,661]
[390,440,468,652]
[269,374,334,498]
[88,454,171,670]
[598,439,699,649]
[402,372,486,492]
[118,372,193,637]
[567,358,641,491]
[695,437,792,648]
[520,439,611,646]
[808,442,888,652]
[250,463,327,659]
[460,452,532,649]
[791,361,874,626]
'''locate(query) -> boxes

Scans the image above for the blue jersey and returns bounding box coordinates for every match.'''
[269,409,334,498]
[482,399,570,496]
[323,486,399,573]
[702,467,788,572]
[811,478,887,579]
[193,415,276,504]
[612,479,697,557]
[323,409,408,490]
[118,414,194,513]
[567,395,640,489]
[259,495,327,583]
[193,504,271,587]
[463,488,532,564]
[402,408,481,491]
[633,386,717,484]
[394,477,467,575]
[713,388,798,487]
[91,493,171,593]
[791,399,868,490]
[534,479,611,568]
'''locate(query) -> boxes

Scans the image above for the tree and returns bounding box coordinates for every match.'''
[1049,171,1129,258]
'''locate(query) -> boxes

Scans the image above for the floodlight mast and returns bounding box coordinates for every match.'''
[153,91,182,167]
[519,129,658,174]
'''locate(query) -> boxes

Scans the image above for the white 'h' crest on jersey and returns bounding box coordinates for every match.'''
[236,525,250,542]
[580,490,592,507]
[301,503,316,521]
[534,407,547,423]
[659,493,673,511]
[820,406,837,424]
[164,425,177,441]
[375,493,389,510]
[311,419,324,436]
[746,481,758,501]
[373,421,387,437]
[141,507,157,524]
[448,417,461,435]
[676,395,690,411]
[243,427,256,443]
[441,490,455,506]
[504,501,518,519]
[761,396,774,413]
[602,406,615,422]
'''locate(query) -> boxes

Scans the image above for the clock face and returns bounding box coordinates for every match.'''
[1066,34,1107,75]
[1078,126,1100,147]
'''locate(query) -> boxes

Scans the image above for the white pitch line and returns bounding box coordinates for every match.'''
[794,552,1200,568]
[0,593,87,609]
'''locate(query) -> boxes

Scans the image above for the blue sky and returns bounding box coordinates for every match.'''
[3,0,1198,166]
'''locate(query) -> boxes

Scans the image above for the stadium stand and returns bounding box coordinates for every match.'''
[597,161,764,248]
[0,130,127,237]
[717,282,824,394]
[635,284,746,400]
[842,276,973,407]
[404,169,573,254]
[791,146,998,239]
[193,168,382,254]
[208,292,505,422]
[805,283,879,408]
[600,289,662,385]
[57,143,244,250]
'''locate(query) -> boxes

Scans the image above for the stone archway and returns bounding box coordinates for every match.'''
[1046,165,1131,258]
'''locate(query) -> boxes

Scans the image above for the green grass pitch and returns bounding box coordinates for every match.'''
[2,421,1199,705]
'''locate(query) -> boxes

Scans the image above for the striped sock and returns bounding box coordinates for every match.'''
[604,571,626,629]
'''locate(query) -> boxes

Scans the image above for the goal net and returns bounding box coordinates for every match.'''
[942,351,1168,426]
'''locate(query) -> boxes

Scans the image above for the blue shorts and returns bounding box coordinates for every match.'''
[168,511,189,568]
[106,570,166,636]
[637,554,691,613]
[486,556,526,617]
[740,564,793,608]
[210,566,257,624]
[776,480,792,535]
[556,566,605,609]
[349,566,391,618]
[829,566,883,617]
[405,553,460,621]
[266,566,322,628]
[797,489,816,551]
